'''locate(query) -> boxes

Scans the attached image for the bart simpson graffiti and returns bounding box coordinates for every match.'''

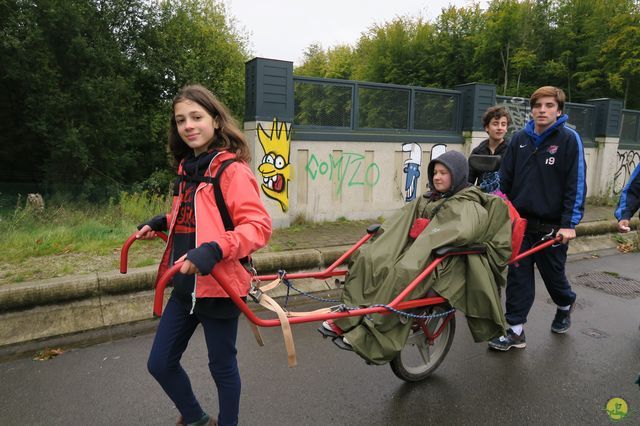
[402,143,422,202]
[257,118,292,212]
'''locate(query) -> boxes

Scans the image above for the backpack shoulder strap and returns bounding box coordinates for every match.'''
[210,158,253,267]
[212,159,237,231]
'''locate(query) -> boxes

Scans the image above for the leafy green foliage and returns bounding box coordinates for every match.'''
[0,0,249,201]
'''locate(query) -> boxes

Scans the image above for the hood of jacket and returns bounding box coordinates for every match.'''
[524,114,569,147]
[427,150,470,197]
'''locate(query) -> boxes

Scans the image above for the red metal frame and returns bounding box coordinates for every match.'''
[120,232,167,274]
[419,312,455,344]
[121,230,560,324]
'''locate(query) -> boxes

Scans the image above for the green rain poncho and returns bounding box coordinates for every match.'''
[335,151,512,365]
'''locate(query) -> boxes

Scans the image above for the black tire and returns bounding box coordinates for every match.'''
[390,303,456,382]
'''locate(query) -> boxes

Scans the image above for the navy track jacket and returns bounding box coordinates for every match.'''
[615,163,640,221]
[500,115,587,228]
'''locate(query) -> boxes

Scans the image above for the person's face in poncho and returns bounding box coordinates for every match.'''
[431,163,452,194]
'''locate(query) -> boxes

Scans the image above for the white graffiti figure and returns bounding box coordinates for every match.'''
[402,143,422,202]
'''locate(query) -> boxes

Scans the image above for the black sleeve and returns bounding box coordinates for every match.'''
[499,140,516,197]
[186,242,223,275]
[137,214,167,232]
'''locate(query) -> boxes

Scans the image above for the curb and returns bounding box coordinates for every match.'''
[0,245,349,312]
[0,221,637,358]
[0,245,350,352]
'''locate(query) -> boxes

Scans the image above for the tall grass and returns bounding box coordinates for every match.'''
[0,192,171,263]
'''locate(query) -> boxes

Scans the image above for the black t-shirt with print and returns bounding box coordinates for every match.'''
[171,150,242,319]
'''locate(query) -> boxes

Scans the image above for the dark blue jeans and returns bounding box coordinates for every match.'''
[147,296,240,426]
[505,232,577,326]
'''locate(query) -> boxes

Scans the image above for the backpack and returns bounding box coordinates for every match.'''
[506,199,527,263]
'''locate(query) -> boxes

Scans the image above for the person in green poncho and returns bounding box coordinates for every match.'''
[320,150,513,365]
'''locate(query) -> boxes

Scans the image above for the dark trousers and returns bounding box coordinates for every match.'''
[505,232,576,326]
[147,296,241,426]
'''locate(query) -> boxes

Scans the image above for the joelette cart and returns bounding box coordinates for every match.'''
[120,224,559,383]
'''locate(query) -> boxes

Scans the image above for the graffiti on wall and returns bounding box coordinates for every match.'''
[305,152,380,196]
[257,118,291,212]
[614,150,640,195]
[496,97,530,134]
[402,143,422,202]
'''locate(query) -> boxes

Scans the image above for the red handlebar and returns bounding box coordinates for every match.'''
[120,231,167,274]
[509,235,562,264]
[153,262,183,317]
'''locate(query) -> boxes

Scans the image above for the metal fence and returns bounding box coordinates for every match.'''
[292,76,638,147]
[293,76,462,140]
[620,109,640,149]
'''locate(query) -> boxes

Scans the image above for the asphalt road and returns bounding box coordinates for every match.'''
[1,250,639,425]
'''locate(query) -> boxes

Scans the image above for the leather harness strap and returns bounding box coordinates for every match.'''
[285,307,335,317]
[247,323,264,347]
[248,275,297,367]
[257,292,297,367]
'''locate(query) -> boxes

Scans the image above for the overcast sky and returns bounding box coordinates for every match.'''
[224,0,488,66]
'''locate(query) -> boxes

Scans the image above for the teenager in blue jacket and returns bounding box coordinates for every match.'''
[615,163,640,233]
[490,86,587,351]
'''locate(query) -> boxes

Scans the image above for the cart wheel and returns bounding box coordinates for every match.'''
[390,303,455,382]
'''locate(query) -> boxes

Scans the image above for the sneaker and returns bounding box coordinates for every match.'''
[177,414,217,426]
[332,335,353,351]
[488,329,526,351]
[323,320,343,335]
[551,302,575,334]
[318,320,343,339]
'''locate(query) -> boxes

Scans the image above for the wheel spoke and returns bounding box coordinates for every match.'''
[416,337,430,364]
[406,331,422,345]
[426,317,441,335]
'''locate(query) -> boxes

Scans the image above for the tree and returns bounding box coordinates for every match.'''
[474,0,532,95]
[0,0,148,199]
[0,0,250,200]
[294,43,328,77]
[599,1,640,107]
[351,18,418,85]
[430,4,484,88]
[511,47,537,96]
[324,45,355,80]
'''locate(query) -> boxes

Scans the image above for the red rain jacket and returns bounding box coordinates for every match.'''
[154,151,272,298]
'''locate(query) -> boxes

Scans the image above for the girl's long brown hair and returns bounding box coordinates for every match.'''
[168,85,250,166]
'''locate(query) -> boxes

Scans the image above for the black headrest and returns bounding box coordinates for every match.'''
[468,154,501,173]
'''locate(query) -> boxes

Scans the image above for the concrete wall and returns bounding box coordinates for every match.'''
[246,119,614,225]
[245,58,638,226]
[246,120,469,226]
